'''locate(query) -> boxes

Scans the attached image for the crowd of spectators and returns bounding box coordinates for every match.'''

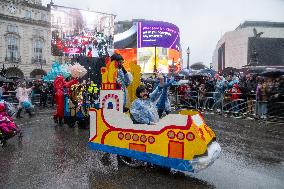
[142,71,284,119]
[176,72,284,119]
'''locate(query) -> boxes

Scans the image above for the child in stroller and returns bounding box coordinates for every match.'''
[0,101,22,147]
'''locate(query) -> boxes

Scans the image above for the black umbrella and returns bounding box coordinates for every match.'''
[7,76,21,80]
[197,69,217,76]
[178,69,193,76]
[0,76,13,82]
[0,76,6,82]
[259,69,284,77]
[221,67,238,75]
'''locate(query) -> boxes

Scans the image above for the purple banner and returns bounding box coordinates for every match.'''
[137,21,180,51]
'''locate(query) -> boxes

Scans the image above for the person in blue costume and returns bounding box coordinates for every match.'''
[130,75,170,124]
[155,75,175,118]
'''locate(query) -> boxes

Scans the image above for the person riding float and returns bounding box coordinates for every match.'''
[130,73,176,124]
[110,53,132,112]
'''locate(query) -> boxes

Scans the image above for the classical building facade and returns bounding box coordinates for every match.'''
[212,21,284,71]
[0,0,51,78]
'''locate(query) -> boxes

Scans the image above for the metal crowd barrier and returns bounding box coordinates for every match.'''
[1,91,55,107]
[172,87,284,123]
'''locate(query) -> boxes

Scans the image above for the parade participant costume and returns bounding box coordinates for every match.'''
[43,61,71,82]
[88,81,99,104]
[15,83,34,118]
[130,84,163,124]
[110,54,132,112]
[53,63,86,124]
[53,75,78,124]
[0,103,18,135]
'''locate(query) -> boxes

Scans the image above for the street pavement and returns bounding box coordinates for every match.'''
[0,107,283,189]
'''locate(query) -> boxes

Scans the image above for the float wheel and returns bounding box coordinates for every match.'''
[118,155,144,167]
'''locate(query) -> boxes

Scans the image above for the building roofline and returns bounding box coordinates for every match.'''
[51,4,116,17]
[235,21,284,30]
[0,13,50,28]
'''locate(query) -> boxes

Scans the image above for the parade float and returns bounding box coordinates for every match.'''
[88,59,221,173]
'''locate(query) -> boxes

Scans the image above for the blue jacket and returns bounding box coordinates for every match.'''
[130,85,162,124]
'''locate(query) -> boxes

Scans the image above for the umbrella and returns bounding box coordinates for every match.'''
[197,69,216,76]
[192,72,210,77]
[259,69,284,77]
[0,76,13,82]
[221,67,238,75]
[0,76,7,82]
[174,79,189,86]
[7,76,21,80]
[178,68,193,76]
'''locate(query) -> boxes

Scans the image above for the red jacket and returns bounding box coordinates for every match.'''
[229,86,241,100]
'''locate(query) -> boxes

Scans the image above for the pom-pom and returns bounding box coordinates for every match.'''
[43,61,71,82]
[68,63,87,78]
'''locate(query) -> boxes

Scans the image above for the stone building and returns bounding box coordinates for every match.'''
[0,0,51,79]
[212,21,284,71]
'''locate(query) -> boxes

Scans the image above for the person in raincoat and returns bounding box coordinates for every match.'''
[214,75,226,102]
[53,75,78,125]
[130,76,165,124]
[155,75,175,118]
[15,82,34,118]
[228,83,241,113]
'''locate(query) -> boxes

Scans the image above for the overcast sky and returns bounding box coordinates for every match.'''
[43,0,284,67]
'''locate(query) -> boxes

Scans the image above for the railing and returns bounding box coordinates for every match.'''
[172,87,284,123]
[1,92,55,107]
[2,86,283,124]
[32,58,46,65]
[5,57,21,63]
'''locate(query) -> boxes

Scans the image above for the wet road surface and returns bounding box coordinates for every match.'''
[0,108,283,189]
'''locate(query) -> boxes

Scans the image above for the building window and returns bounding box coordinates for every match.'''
[33,29,43,36]
[57,17,61,24]
[69,18,72,27]
[41,13,47,21]
[6,36,19,60]
[7,25,18,33]
[34,39,43,61]
[25,10,31,18]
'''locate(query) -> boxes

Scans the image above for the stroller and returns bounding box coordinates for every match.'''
[0,101,22,147]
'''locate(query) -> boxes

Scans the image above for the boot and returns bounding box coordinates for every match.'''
[16,109,23,118]
[26,109,33,118]
[53,116,58,124]
[59,118,63,125]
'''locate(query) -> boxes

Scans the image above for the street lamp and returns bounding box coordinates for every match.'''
[186,46,190,69]
[153,43,157,73]
[171,58,175,76]
[0,64,6,77]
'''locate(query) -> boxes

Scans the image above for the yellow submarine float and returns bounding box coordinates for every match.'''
[88,59,221,173]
